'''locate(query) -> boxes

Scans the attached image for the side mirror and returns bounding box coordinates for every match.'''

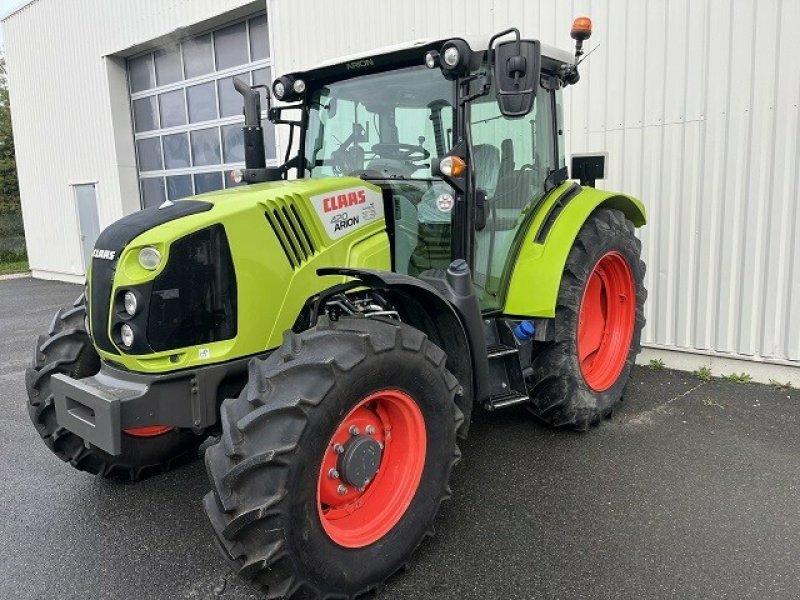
[493,39,541,117]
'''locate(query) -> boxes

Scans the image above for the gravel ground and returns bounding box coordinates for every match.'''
[1,277,798,600]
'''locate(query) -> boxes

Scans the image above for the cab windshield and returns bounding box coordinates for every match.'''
[304,66,454,179]
[305,66,457,277]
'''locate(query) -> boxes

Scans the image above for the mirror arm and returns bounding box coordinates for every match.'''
[458,73,491,106]
[487,27,521,73]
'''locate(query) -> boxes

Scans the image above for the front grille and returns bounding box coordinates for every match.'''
[87,200,212,354]
[264,197,316,269]
[146,225,237,352]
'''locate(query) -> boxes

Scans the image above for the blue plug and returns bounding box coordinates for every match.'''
[513,320,535,342]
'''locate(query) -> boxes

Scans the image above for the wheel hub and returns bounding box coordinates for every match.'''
[338,435,382,488]
[577,251,636,392]
[317,389,427,548]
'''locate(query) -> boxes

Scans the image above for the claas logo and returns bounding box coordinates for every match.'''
[92,249,116,260]
[323,190,367,213]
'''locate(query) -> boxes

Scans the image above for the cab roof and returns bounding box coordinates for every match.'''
[308,35,575,73]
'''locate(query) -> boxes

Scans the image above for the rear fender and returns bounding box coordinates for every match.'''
[504,183,646,317]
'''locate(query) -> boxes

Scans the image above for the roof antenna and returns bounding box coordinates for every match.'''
[575,43,600,69]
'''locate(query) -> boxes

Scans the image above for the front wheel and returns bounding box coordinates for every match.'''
[204,317,462,599]
[528,208,647,429]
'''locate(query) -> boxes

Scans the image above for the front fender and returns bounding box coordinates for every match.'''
[504,183,646,318]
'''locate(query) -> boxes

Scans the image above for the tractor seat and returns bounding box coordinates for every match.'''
[472,144,501,197]
[493,169,540,211]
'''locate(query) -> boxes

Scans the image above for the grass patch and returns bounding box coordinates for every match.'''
[0,247,28,275]
[693,366,713,381]
[0,259,28,275]
[648,358,665,370]
[0,247,26,263]
[769,379,794,390]
[722,372,752,384]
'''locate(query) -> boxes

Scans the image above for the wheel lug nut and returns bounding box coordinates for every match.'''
[365,425,376,435]
[328,468,339,479]
[349,425,360,436]
[337,484,348,495]
[333,444,344,454]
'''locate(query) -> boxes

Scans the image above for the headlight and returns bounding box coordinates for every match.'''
[273,80,286,100]
[443,46,460,67]
[273,75,302,101]
[120,324,134,348]
[439,39,472,75]
[425,51,440,69]
[138,247,161,270]
[123,291,137,316]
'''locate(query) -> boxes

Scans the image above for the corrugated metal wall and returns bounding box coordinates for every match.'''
[5,0,798,366]
[3,0,257,280]
[269,0,800,366]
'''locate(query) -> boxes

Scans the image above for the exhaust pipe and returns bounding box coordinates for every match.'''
[233,77,266,171]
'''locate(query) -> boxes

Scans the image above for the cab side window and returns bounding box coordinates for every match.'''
[470,87,556,307]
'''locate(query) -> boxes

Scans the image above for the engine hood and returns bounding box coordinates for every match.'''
[88,177,390,373]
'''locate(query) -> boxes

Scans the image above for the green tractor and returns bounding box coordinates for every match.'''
[26,18,646,598]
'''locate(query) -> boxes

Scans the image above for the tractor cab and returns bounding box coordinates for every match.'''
[233,31,576,309]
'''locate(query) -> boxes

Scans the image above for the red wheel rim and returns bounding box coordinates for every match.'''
[124,425,173,437]
[577,251,636,392]
[317,389,426,548]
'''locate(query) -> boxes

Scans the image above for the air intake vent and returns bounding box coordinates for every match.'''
[265,204,316,268]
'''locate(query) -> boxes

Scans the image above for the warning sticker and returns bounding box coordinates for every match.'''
[309,186,384,240]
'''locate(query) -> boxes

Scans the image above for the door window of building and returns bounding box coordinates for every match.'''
[128,14,275,208]
[73,183,100,269]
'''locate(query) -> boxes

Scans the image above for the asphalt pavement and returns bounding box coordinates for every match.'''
[1,276,798,600]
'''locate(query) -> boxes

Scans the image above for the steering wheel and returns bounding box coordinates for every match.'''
[371,143,430,162]
[330,145,365,175]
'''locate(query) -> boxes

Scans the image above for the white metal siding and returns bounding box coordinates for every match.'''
[269,0,800,366]
[3,0,259,279]
[4,0,798,367]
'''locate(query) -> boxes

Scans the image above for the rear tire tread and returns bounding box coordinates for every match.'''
[528,208,647,430]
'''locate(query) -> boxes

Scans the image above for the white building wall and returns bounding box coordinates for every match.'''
[3,0,798,370]
[3,0,261,282]
[270,0,800,368]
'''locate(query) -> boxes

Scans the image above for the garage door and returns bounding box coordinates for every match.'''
[128,13,276,208]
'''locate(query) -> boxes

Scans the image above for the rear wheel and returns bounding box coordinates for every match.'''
[25,294,206,480]
[204,317,461,599]
[528,208,646,429]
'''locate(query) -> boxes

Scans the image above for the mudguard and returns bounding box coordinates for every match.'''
[504,182,646,318]
[317,265,487,436]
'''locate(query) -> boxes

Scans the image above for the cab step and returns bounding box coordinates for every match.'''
[484,391,530,411]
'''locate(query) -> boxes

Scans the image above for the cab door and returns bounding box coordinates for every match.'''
[468,84,559,309]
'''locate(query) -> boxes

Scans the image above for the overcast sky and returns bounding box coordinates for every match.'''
[0,0,29,47]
